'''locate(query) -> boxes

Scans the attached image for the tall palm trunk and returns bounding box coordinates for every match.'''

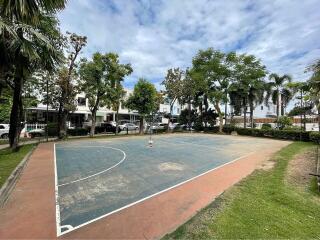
[9,73,23,150]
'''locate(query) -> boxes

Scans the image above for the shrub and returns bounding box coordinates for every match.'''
[94,126,106,134]
[194,119,204,131]
[310,132,320,144]
[46,123,59,136]
[276,116,293,130]
[203,126,220,133]
[235,128,310,141]
[67,128,89,136]
[222,125,237,134]
[283,126,301,131]
[261,123,272,130]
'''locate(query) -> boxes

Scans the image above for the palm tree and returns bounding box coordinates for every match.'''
[248,82,265,128]
[307,63,320,131]
[266,73,292,123]
[0,0,66,150]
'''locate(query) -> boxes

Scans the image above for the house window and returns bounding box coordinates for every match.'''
[78,97,86,106]
[177,108,180,114]
[261,106,263,110]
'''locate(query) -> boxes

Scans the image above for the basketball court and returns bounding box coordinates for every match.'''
[55,134,281,236]
[0,134,290,239]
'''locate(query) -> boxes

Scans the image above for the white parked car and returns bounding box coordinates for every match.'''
[151,123,167,130]
[0,124,9,139]
[119,123,139,131]
[29,128,45,138]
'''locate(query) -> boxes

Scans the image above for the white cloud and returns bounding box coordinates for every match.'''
[58,0,320,89]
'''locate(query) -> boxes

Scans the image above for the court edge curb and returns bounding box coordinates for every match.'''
[0,145,36,207]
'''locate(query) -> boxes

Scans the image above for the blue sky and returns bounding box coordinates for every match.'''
[58,0,320,90]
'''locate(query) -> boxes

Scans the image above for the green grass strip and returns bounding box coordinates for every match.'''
[0,145,34,188]
[164,142,320,239]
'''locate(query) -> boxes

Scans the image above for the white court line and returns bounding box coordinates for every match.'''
[55,149,255,237]
[54,144,62,236]
[56,146,126,187]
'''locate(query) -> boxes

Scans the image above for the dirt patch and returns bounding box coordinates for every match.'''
[257,159,276,171]
[286,146,317,189]
[158,162,185,171]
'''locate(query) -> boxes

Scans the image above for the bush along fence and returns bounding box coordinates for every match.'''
[201,125,320,144]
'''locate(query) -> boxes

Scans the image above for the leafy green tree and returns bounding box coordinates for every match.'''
[126,79,158,134]
[80,52,132,136]
[276,116,293,130]
[56,33,86,138]
[178,108,198,126]
[110,84,127,135]
[190,48,234,132]
[287,81,311,131]
[0,89,12,123]
[229,54,267,128]
[180,69,196,129]
[162,68,184,132]
[0,0,66,149]
[266,73,292,123]
[306,59,320,131]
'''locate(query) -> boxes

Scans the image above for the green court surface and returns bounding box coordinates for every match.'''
[54,134,275,235]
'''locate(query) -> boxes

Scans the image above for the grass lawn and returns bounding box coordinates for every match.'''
[164,142,320,239]
[0,145,35,188]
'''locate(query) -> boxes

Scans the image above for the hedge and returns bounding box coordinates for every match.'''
[236,128,310,141]
[310,132,320,144]
[46,123,59,136]
[67,128,89,136]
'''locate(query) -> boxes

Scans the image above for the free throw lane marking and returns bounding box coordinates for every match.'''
[56,146,126,187]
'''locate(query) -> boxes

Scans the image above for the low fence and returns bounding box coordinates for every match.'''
[25,123,47,132]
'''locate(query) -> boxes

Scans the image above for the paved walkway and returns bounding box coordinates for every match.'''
[0,138,290,239]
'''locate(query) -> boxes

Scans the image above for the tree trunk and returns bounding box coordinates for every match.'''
[250,103,254,128]
[139,116,144,134]
[115,108,119,135]
[214,102,223,133]
[90,110,97,137]
[188,101,191,130]
[9,74,23,151]
[58,109,67,139]
[276,95,280,128]
[167,103,173,133]
[204,95,208,128]
[224,100,227,125]
[318,108,320,132]
[200,102,203,127]
[243,98,247,129]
